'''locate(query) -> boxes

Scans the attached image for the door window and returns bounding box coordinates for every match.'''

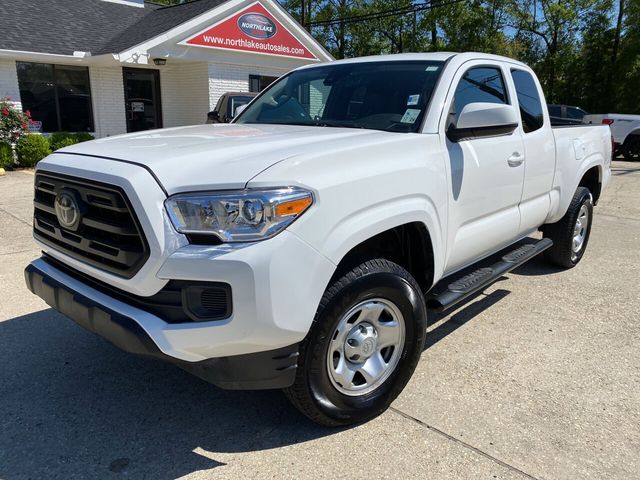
[452,66,508,119]
[511,69,544,133]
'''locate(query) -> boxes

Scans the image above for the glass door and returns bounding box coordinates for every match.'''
[123,68,162,132]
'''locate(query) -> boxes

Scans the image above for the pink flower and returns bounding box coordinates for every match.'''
[25,110,31,118]
[1,108,9,117]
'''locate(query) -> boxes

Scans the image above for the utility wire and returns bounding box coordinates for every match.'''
[305,0,468,27]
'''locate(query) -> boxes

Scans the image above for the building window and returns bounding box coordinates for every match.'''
[249,74,278,93]
[16,62,94,132]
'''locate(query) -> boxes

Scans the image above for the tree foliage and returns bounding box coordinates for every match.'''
[282,0,639,113]
[154,0,639,113]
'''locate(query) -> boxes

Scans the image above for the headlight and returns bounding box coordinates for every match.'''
[165,187,313,242]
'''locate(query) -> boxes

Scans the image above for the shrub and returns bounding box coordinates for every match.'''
[16,134,51,167]
[48,132,78,151]
[74,132,95,143]
[0,142,14,169]
[0,97,29,145]
[55,137,78,150]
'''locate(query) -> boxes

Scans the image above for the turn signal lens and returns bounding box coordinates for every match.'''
[602,118,614,125]
[275,197,312,217]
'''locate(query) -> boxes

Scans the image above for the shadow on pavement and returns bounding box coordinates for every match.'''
[510,255,565,276]
[425,288,511,351]
[0,309,337,479]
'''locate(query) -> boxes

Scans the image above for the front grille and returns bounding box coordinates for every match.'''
[33,172,149,278]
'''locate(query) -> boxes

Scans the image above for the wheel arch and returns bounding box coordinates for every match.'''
[578,164,602,204]
[330,221,437,294]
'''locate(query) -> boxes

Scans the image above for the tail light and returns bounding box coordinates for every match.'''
[602,118,614,125]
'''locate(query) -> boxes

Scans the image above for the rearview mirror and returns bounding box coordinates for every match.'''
[447,103,519,142]
[207,111,220,123]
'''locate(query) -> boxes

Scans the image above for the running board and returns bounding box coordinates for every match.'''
[427,238,553,313]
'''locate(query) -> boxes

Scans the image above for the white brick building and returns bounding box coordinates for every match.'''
[0,0,331,138]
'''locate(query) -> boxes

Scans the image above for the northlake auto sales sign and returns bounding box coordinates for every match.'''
[181,1,317,60]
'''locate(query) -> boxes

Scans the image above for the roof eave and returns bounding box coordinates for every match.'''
[0,49,117,64]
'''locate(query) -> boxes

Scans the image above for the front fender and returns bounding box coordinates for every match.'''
[316,195,445,282]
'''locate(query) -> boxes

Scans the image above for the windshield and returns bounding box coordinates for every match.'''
[235,61,444,133]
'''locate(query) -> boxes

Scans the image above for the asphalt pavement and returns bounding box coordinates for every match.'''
[0,162,638,479]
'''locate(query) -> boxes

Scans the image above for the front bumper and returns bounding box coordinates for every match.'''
[24,258,301,390]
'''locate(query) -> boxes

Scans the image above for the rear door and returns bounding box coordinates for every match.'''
[508,68,555,234]
[441,62,526,273]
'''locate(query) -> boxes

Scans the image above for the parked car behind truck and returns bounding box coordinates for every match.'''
[583,113,640,160]
[25,52,611,426]
[548,104,589,126]
[207,91,257,123]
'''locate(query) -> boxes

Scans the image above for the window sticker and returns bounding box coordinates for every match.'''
[401,109,421,124]
[426,66,439,72]
[407,94,420,106]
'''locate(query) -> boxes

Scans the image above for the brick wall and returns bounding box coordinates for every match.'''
[0,59,22,110]
[89,66,127,138]
[208,62,290,110]
[161,62,210,127]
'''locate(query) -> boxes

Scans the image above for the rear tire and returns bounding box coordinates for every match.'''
[284,259,427,426]
[622,136,640,161]
[543,187,593,268]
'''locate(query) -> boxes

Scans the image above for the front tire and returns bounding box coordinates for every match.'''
[284,259,427,426]
[543,186,593,268]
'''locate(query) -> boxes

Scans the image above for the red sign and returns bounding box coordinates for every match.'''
[181,1,317,60]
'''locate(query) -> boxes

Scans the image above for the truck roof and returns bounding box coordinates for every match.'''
[297,52,529,69]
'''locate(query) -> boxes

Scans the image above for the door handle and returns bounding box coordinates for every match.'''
[508,152,525,167]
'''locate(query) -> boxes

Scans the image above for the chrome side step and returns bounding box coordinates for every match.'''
[427,238,553,313]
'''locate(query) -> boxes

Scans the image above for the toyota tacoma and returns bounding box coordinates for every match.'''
[25,53,611,426]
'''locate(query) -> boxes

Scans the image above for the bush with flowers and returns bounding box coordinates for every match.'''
[0,96,32,170]
[0,96,30,145]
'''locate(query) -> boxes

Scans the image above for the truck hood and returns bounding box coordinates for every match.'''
[58,124,381,195]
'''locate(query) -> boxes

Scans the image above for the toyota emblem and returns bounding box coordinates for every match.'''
[54,191,81,231]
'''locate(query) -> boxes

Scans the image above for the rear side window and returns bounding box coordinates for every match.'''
[511,70,544,133]
[567,107,586,120]
[452,67,508,116]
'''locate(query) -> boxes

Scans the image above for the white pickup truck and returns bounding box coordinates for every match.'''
[583,113,640,160]
[25,52,611,426]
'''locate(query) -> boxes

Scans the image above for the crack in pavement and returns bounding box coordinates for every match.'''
[0,205,32,228]
[389,407,541,480]
[0,249,37,257]
[598,213,640,223]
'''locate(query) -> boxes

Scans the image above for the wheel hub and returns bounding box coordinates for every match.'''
[344,323,378,363]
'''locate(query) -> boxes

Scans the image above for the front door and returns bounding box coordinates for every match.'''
[442,63,526,273]
[123,68,162,133]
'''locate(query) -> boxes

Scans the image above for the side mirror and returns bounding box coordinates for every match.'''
[234,104,248,117]
[207,111,220,123]
[447,103,519,142]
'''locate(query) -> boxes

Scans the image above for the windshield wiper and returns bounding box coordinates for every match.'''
[312,120,365,129]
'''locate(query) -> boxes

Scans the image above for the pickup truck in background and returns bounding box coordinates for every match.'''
[548,104,589,126]
[207,91,257,124]
[25,52,611,426]
[583,113,640,160]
